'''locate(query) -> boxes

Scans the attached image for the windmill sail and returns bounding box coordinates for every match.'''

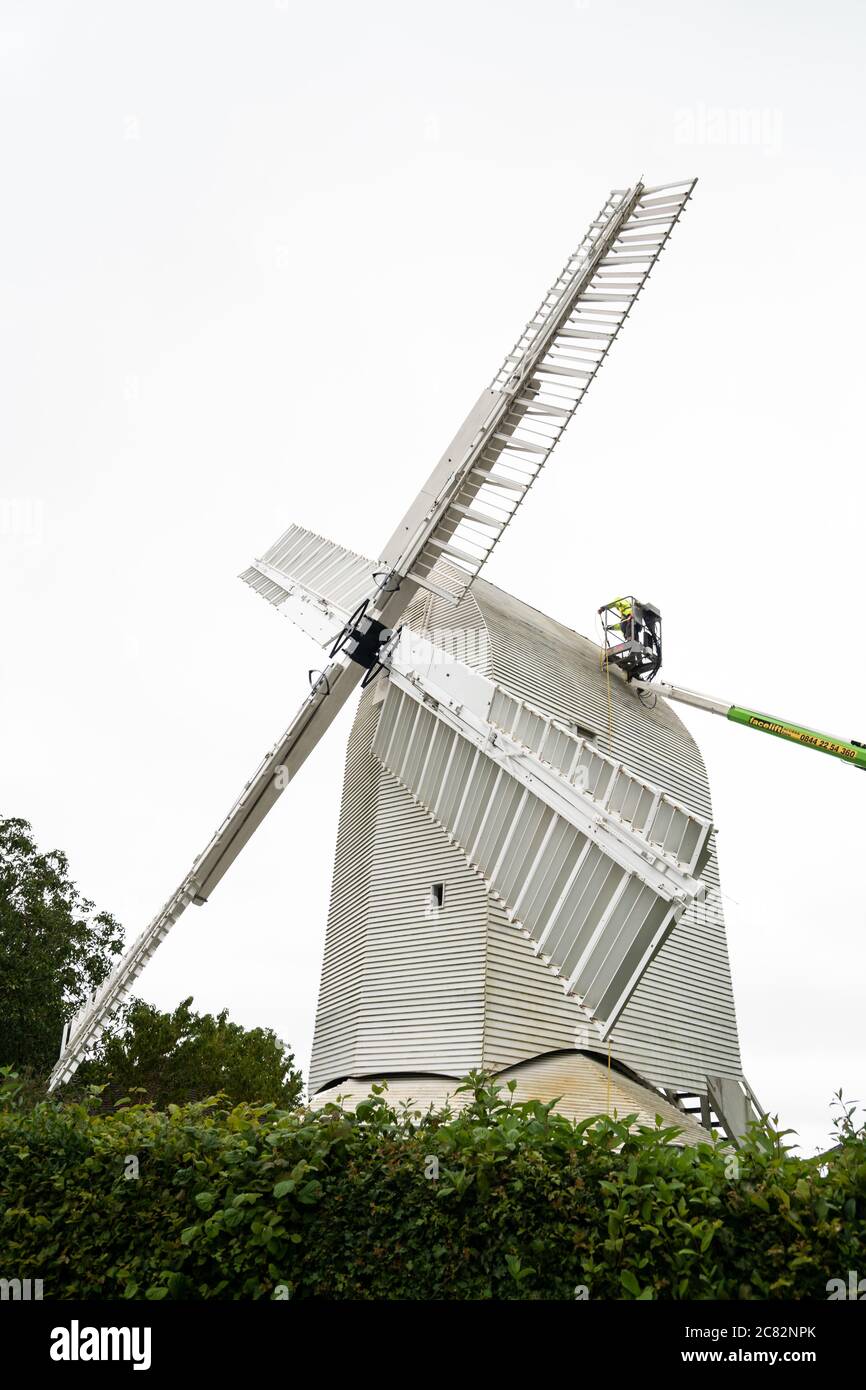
[249,180,697,617]
[48,659,362,1089]
[375,635,712,1035]
[382,179,696,602]
[240,524,379,647]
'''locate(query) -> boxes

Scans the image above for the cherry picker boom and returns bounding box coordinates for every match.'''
[598,596,865,772]
[639,681,866,771]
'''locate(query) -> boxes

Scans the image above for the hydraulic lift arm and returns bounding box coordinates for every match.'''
[639,681,866,771]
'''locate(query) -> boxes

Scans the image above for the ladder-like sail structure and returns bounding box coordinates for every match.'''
[49,664,361,1089]
[385,179,696,602]
[374,636,712,1035]
[243,182,696,626]
[240,524,379,647]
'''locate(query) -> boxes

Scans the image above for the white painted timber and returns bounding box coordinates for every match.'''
[239,524,379,647]
[309,576,744,1098]
[389,180,696,602]
[372,635,711,1036]
[49,654,370,1090]
[384,634,712,901]
[470,579,743,1093]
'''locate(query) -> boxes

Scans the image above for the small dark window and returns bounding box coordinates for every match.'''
[572,722,597,741]
[431,882,445,909]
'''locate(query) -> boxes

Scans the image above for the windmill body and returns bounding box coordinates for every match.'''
[295,559,748,1138]
[48,178,766,1143]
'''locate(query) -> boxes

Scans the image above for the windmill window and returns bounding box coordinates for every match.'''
[572,722,597,741]
[430,882,445,909]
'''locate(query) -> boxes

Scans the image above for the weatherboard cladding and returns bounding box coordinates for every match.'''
[307,697,380,1092]
[472,579,742,1091]
[355,772,486,1077]
[371,683,685,1033]
[309,682,488,1094]
[309,577,742,1097]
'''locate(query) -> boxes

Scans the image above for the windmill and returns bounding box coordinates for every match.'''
[49,177,852,1144]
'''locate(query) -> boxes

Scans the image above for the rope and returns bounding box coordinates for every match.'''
[598,618,614,757]
[604,653,614,756]
[607,1037,612,1116]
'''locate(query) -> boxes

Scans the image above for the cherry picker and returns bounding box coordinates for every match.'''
[598,596,866,771]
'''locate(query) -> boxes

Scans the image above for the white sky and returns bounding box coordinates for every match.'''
[2,0,864,1154]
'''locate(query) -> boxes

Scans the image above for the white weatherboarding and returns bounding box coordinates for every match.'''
[50,181,761,1144]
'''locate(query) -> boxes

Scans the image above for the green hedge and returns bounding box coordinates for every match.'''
[1,1071,863,1300]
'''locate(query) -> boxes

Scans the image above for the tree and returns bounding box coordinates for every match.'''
[73,996,304,1108]
[0,816,123,1074]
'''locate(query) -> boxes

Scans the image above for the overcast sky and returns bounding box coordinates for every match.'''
[2,0,864,1153]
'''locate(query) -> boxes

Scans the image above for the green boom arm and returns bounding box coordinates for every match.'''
[643,682,866,771]
[725,707,866,768]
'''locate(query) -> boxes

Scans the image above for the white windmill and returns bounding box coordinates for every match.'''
[49,178,767,1143]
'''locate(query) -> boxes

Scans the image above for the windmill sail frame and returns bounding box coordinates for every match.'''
[48,177,702,1092]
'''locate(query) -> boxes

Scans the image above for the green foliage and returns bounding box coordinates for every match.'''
[71,997,303,1109]
[1,1070,863,1300]
[0,817,301,1109]
[0,816,123,1073]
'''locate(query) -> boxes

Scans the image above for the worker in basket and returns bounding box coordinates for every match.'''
[612,597,641,645]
